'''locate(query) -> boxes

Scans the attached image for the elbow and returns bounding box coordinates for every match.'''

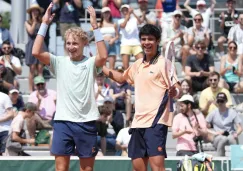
[32,49,39,58]
[11,134,19,142]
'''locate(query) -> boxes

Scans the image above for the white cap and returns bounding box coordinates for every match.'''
[197,0,206,6]
[178,94,194,103]
[104,96,114,103]
[101,7,111,13]
[120,4,130,11]
[9,88,19,94]
[173,10,183,16]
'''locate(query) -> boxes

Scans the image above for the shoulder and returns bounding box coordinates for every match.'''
[174,113,185,119]
[201,87,210,94]
[0,92,9,100]
[221,88,231,94]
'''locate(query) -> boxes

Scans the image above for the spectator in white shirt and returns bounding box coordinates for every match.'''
[228,13,243,55]
[184,0,216,29]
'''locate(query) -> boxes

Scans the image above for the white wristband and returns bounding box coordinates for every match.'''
[93,28,104,43]
[37,23,48,37]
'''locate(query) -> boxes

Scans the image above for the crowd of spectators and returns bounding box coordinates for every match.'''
[0,0,242,157]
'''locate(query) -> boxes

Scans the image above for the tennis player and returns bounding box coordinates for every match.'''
[32,3,107,171]
[102,24,182,171]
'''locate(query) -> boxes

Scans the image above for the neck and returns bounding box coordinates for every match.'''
[186,110,193,117]
[12,99,17,104]
[196,53,204,59]
[219,106,227,113]
[173,22,180,29]
[195,25,201,30]
[71,55,84,61]
[211,86,219,92]
[144,51,159,63]
[228,53,236,59]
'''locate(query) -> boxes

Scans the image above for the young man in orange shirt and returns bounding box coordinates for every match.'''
[103,24,182,171]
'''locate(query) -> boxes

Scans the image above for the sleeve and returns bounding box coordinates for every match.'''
[4,95,12,109]
[89,56,102,75]
[149,12,157,23]
[199,91,207,110]
[99,123,107,137]
[116,129,124,143]
[11,117,23,133]
[28,92,38,104]
[209,55,214,66]
[228,26,235,40]
[123,62,137,85]
[207,7,213,15]
[205,110,214,123]
[49,53,58,76]
[185,56,192,67]
[172,115,181,132]
[224,90,233,107]
[12,57,21,67]
[198,114,207,129]
[234,112,242,125]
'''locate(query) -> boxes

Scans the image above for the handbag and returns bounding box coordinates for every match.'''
[6,129,26,152]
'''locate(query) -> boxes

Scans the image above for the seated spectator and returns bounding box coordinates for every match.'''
[187,13,210,49]
[115,116,132,156]
[118,4,143,69]
[219,41,243,93]
[181,79,192,95]
[0,40,22,88]
[95,72,110,106]
[0,60,14,94]
[134,0,157,29]
[8,87,24,114]
[185,40,214,92]
[199,72,233,116]
[206,92,243,156]
[172,94,207,156]
[27,76,56,138]
[109,66,132,122]
[228,13,243,55]
[184,0,216,29]
[162,10,189,72]
[102,0,121,22]
[99,7,119,69]
[96,105,112,156]
[5,102,37,156]
[217,0,239,58]
[0,91,14,156]
[0,15,14,48]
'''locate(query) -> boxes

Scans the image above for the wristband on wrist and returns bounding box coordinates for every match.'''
[37,23,48,37]
[93,28,104,43]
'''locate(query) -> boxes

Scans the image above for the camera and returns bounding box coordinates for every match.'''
[222,131,229,136]
[193,136,203,143]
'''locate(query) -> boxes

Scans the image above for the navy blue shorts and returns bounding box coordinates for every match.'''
[51,121,98,158]
[128,124,168,159]
[0,131,8,153]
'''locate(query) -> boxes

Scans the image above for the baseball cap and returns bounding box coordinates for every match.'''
[104,96,114,103]
[120,4,130,11]
[138,0,148,2]
[178,94,194,103]
[197,0,206,6]
[34,76,45,85]
[216,92,227,101]
[101,7,111,13]
[173,10,183,16]
[9,87,19,94]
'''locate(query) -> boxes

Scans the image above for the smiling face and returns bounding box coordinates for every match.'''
[1,43,12,55]
[121,7,129,16]
[181,81,190,95]
[102,11,111,21]
[194,14,203,28]
[194,42,206,57]
[65,34,85,60]
[140,34,160,59]
[228,42,237,56]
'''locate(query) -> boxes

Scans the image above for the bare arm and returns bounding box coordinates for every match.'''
[132,10,143,25]
[103,66,126,84]
[184,0,193,13]
[120,15,130,28]
[220,56,228,76]
[102,0,108,7]
[185,66,199,77]
[235,55,243,77]
[125,89,132,121]
[210,0,216,12]
[88,7,108,67]
[32,4,55,65]
[187,34,194,47]
[10,63,22,75]
[12,132,35,144]
[116,141,127,151]
[172,130,188,139]
[100,137,107,155]
[114,0,122,8]
[73,0,82,8]
[25,21,37,36]
[0,108,14,123]
[235,123,243,136]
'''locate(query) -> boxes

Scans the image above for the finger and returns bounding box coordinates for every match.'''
[47,2,54,13]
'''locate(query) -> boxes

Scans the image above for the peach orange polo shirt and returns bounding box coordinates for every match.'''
[123,57,178,128]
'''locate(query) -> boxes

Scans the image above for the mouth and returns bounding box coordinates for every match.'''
[143,45,152,52]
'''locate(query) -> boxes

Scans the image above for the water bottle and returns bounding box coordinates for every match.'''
[66,2,74,12]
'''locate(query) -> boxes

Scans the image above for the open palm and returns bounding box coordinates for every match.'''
[42,3,55,25]
[87,6,98,29]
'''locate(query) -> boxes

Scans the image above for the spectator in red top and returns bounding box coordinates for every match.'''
[102,0,121,22]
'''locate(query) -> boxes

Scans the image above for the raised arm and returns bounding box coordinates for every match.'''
[87,6,108,67]
[73,0,82,8]
[210,0,216,12]
[114,0,122,8]
[103,66,126,84]
[32,3,55,65]
[102,0,108,7]
[184,0,193,13]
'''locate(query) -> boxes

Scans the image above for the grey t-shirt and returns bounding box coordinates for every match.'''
[206,108,242,133]
[50,54,100,122]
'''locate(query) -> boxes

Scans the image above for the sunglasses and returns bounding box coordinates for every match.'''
[174,15,181,18]
[209,79,218,82]
[36,83,44,86]
[217,100,225,104]
[194,18,202,22]
[229,46,237,50]
[2,47,11,50]
[195,46,206,50]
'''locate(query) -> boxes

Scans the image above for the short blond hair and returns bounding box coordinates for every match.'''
[64,27,88,43]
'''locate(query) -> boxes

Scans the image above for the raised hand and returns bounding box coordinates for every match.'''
[87,6,98,29]
[42,3,55,25]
